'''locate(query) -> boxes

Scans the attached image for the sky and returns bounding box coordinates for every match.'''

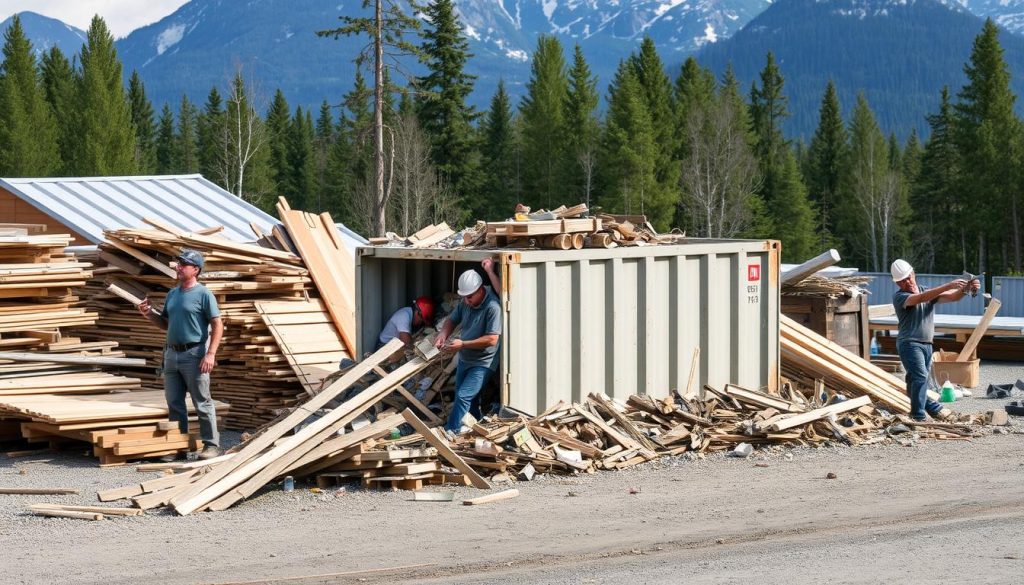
[0,0,190,37]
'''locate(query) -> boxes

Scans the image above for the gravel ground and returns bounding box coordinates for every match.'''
[1,360,1023,585]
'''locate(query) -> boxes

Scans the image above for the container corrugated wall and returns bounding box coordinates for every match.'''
[861,272,986,315]
[993,276,1024,317]
[356,240,780,415]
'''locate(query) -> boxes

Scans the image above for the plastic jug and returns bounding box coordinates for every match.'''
[939,380,957,403]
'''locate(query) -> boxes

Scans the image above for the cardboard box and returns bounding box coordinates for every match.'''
[932,350,980,388]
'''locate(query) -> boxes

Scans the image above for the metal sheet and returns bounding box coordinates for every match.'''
[861,272,986,316]
[0,174,278,243]
[357,240,780,415]
[992,277,1024,318]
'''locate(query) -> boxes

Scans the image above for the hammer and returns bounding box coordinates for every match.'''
[960,272,984,298]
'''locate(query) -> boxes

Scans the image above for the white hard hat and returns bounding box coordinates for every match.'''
[457,270,483,297]
[890,259,913,282]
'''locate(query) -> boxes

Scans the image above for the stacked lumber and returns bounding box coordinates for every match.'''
[0,390,229,465]
[76,223,337,428]
[0,230,98,351]
[779,315,917,414]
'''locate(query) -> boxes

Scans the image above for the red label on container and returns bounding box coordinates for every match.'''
[748,265,761,281]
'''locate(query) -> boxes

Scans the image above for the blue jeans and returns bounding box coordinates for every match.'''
[896,340,943,421]
[445,364,492,432]
[163,345,219,447]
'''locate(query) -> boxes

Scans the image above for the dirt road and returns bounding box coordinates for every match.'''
[3,425,1023,585]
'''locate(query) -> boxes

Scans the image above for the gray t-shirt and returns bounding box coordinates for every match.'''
[893,290,935,344]
[165,283,220,345]
[449,287,501,370]
[379,306,414,345]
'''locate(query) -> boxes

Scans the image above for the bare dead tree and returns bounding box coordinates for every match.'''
[578,144,596,209]
[679,98,761,238]
[218,69,267,205]
[388,111,458,234]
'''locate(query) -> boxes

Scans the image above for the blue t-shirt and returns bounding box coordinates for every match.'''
[165,283,220,345]
[449,287,501,370]
[893,290,935,344]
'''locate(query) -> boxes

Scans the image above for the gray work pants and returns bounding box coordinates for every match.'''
[163,345,219,447]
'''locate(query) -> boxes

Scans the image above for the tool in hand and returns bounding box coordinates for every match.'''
[960,271,983,297]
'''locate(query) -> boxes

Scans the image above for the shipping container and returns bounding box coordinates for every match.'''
[356,240,781,415]
[992,276,1024,318]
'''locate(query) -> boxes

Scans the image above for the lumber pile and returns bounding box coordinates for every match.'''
[779,315,917,414]
[0,390,229,465]
[75,223,343,428]
[782,274,871,298]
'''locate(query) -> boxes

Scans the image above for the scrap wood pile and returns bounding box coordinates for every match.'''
[75,207,356,429]
[368,204,685,251]
[0,389,229,465]
[781,274,871,298]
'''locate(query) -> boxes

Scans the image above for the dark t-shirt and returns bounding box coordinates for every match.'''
[165,283,220,345]
[449,287,501,370]
[893,290,935,344]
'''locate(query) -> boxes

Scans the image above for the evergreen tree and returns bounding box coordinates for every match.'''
[40,46,75,172]
[806,80,846,242]
[71,16,136,175]
[954,19,1022,273]
[155,104,176,174]
[674,56,716,117]
[773,150,818,261]
[914,88,961,272]
[629,38,679,217]
[599,61,673,230]
[0,15,59,176]
[312,100,335,213]
[415,0,479,206]
[749,52,790,213]
[176,95,199,173]
[127,71,156,173]
[519,35,568,209]
[479,80,518,218]
[562,44,600,207]
[285,106,316,209]
[265,89,292,196]
[197,87,225,182]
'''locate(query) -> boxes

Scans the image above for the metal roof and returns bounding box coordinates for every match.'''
[0,174,279,244]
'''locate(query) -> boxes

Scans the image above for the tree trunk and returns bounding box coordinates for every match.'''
[1012,194,1022,272]
[372,0,386,237]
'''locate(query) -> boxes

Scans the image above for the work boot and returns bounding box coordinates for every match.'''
[158,451,187,463]
[198,445,222,460]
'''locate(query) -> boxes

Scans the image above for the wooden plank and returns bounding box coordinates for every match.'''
[762,395,871,431]
[683,347,700,399]
[401,409,491,490]
[957,298,1001,361]
[0,351,146,367]
[29,503,143,516]
[0,487,78,495]
[104,237,176,279]
[463,488,519,506]
[168,339,404,515]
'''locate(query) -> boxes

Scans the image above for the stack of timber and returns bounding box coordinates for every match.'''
[75,222,339,429]
[0,389,228,465]
[781,274,871,298]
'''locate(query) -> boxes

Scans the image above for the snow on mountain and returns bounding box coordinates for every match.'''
[0,11,88,58]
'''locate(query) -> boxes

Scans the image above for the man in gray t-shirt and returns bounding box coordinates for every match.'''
[435,265,502,433]
[138,249,224,460]
[890,259,978,421]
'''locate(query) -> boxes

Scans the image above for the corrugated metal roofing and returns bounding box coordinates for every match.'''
[0,174,279,244]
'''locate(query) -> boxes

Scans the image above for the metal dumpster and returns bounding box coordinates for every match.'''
[356,239,781,415]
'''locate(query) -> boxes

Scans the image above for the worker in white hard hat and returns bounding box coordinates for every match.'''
[890,259,979,421]
[435,262,502,433]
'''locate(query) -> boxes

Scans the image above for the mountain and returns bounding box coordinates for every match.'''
[115,0,767,113]
[697,0,1024,140]
[958,0,1024,35]
[0,11,87,58]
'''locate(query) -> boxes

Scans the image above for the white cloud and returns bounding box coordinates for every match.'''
[0,0,190,37]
